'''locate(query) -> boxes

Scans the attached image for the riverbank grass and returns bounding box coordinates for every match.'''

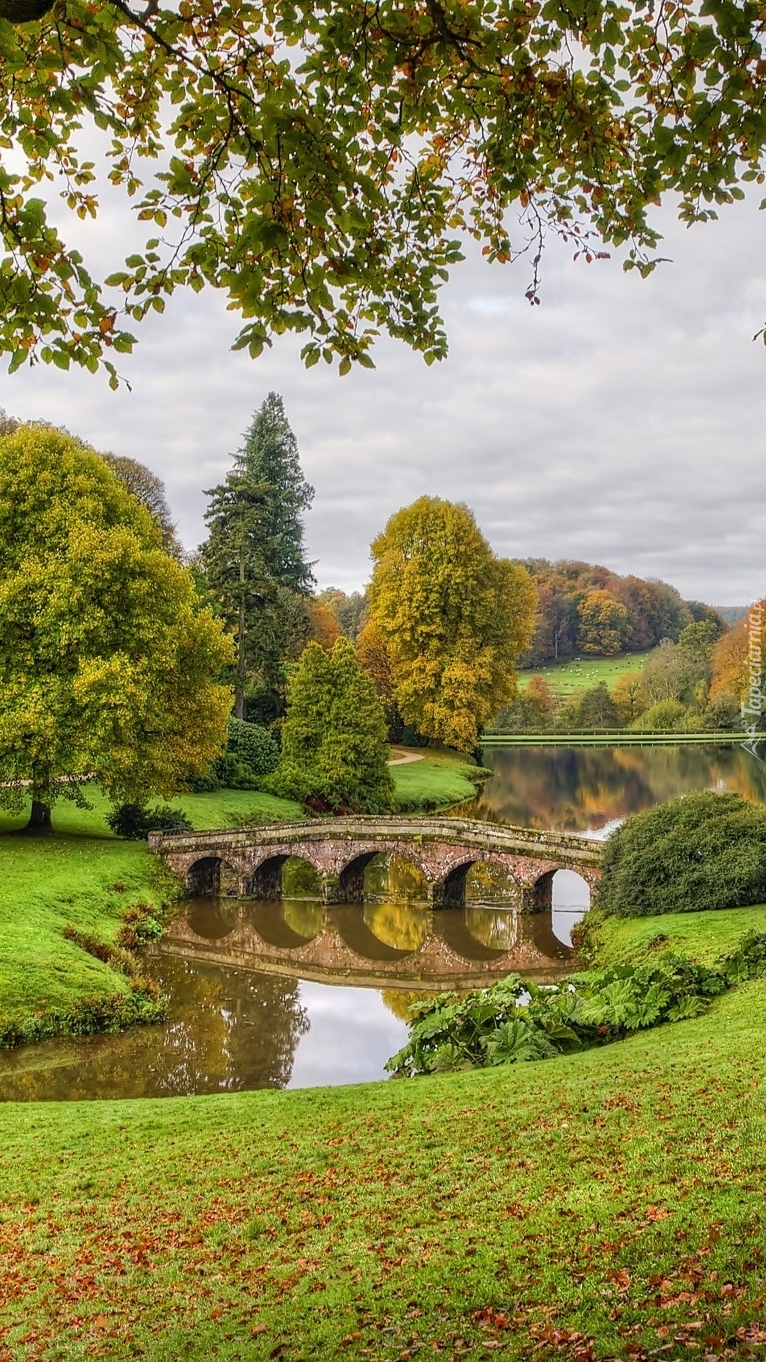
[391,746,492,810]
[581,903,766,968]
[3,975,766,1358]
[0,787,304,1044]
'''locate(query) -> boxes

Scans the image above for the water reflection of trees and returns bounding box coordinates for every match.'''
[282,899,324,939]
[0,958,308,1103]
[365,852,429,902]
[472,745,766,832]
[380,988,440,1021]
[363,902,430,950]
[464,907,519,950]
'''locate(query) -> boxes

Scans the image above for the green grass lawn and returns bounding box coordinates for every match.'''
[4,976,766,1358]
[581,903,766,968]
[391,747,491,811]
[517,648,653,696]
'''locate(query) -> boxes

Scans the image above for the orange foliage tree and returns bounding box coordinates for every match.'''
[711,602,766,722]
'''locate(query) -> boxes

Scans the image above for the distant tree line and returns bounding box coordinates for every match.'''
[517,560,725,668]
[496,615,766,735]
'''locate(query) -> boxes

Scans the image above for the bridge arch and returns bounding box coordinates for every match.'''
[246,852,326,900]
[438,858,477,908]
[336,848,431,904]
[186,855,240,897]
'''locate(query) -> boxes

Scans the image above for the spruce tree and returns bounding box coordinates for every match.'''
[237,393,315,594]
[201,470,274,719]
[201,394,314,720]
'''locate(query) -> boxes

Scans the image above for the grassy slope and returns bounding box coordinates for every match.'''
[517,648,653,696]
[3,979,766,1358]
[582,903,766,968]
[391,747,489,811]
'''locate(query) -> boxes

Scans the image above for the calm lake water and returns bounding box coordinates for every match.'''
[473,740,766,834]
[1,741,762,1101]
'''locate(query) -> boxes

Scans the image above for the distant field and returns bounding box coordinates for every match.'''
[518,648,654,695]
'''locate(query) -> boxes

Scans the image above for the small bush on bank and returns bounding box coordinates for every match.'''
[106,804,194,840]
[597,791,766,918]
[631,699,687,731]
[227,717,279,775]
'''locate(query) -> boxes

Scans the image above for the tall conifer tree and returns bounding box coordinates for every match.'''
[237,393,315,595]
[201,394,314,720]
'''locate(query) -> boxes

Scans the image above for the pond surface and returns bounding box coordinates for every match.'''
[0,894,584,1102]
[473,741,766,834]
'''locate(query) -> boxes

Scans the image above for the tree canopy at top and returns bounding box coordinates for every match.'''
[2,0,766,383]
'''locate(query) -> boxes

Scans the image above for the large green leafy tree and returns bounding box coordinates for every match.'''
[368,497,536,751]
[0,424,234,831]
[201,394,313,721]
[274,639,394,814]
[2,0,766,382]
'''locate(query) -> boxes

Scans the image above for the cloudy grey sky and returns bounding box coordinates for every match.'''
[1,192,765,606]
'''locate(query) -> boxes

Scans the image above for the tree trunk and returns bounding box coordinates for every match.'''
[24,799,53,834]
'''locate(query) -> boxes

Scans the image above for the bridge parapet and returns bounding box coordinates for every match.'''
[150,816,602,910]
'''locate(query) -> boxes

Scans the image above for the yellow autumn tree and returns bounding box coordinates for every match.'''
[368,498,536,751]
[577,589,631,656]
[355,621,395,704]
[0,425,233,830]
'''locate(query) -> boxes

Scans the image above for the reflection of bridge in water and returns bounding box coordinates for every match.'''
[156,898,575,990]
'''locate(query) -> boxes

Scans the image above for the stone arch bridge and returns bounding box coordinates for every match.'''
[150,816,602,911]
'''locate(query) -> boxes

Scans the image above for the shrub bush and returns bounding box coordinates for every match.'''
[386,931,766,1077]
[187,718,279,790]
[631,699,687,731]
[227,717,279,775]
[106,804,193,840]
[596,791,766,918]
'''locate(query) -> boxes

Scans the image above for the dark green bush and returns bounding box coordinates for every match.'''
[106,803,194,840]
[597,792,766,918]
[227,717,279,775]
[187,718,279,790]
[386,931,766,1077]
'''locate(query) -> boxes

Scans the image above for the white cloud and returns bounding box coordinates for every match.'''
[2,191,765,605]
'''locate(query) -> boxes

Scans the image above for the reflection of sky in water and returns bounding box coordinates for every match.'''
[552,870,589,946]
[288,983,408,1088]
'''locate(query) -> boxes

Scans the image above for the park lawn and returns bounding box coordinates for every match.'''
[0,787,304,1038]
[391,747,491,811]
[3,975,766,1358]
[581,903,766,969]
[517,648,653,697]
